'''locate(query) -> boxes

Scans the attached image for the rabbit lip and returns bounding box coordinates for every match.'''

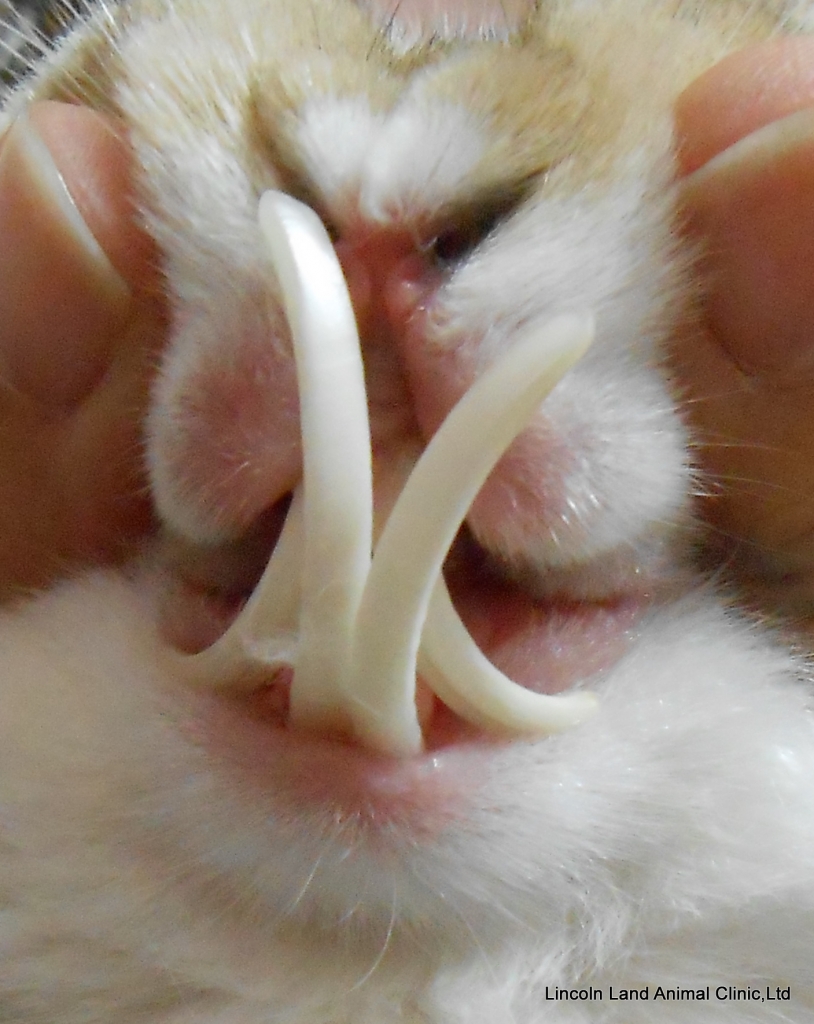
[161,516,646,727]
[442,528,648,699]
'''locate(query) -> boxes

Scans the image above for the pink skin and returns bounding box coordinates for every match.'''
[336,227,581,547]
[392,305,582,555]
[157,310,303,536]
[183,682,487,833]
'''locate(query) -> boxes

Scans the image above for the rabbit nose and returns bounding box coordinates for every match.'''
[333,231,432,343]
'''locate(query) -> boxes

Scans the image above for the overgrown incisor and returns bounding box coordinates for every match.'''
[180,190,597,756]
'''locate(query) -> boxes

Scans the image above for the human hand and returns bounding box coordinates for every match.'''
[0,101,165,595]
[673,37,814,611]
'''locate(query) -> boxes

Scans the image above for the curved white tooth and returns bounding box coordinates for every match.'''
[238,488,304,655]
[346,314,595,756]
[178,487,306,690]
[180,191,373,714]
[257,191,373,733]
[418,578,598,735]
[180,189,598,757]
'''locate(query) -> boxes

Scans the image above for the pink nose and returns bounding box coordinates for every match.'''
[333,230,431,342]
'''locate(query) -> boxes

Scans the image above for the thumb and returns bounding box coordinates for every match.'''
[0,102,166,592]
[673,38,814,608]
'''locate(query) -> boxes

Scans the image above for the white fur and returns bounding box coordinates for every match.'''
[2,574,814,1022]
[3,1,814,1021]
[297,96,488,225]
[357,101,488,225]
[296,97,387,211]
[431,163,693,568]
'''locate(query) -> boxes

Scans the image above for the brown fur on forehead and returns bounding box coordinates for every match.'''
[250,39,595,218]
[404,43,597,201]
[250,0,786,215]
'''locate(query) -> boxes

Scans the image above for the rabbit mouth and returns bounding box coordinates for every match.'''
[162,518,645,667]
[157,192,653,759]
[159,498,646,756]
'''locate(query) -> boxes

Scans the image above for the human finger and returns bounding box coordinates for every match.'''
[0,101,165,592]
[673,39,814,607]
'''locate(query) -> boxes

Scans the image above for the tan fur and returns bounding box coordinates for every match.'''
[16,0,788,204]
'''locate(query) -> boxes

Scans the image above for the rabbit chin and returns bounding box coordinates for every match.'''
[2,567,814,992]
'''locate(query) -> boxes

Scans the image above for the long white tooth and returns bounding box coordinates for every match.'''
[181,192,598,756]
[257,191,373,733]
[180,191,373,714]
[418,578,598,735]
[178,487,305,689]
[237,487,304,661]
[345,314,595,756]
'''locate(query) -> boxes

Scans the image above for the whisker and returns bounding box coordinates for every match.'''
[689,438,789,456]
[437,890,507,982]
[704,473,799,496]
[281,818,349,918]
[0,3,50,83]
[346,882,398,992]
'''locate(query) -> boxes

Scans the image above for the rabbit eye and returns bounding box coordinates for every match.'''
[431,219,493,267]
[428,190,525,269]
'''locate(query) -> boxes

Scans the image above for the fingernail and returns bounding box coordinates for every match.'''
[675,37,814,176]
[0,107,131,407]
[680,106,814,378]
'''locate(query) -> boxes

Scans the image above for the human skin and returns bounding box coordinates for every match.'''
[673,38,814,609]
[0,102,164,595]
[1,5,813,607]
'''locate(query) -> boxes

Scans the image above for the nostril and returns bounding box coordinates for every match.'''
[244,666,294,727]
